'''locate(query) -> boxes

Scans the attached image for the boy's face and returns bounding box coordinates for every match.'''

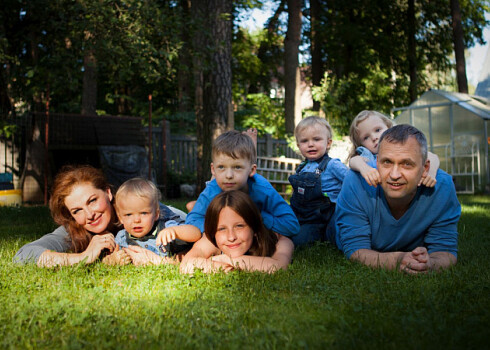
[296,125,332,161]
[116,194,160,238]
[211,153,257,192]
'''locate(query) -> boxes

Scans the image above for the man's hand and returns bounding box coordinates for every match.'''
[399,247,431,274]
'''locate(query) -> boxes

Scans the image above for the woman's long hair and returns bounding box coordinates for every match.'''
[49,165,116,253]
[204,191,278,257]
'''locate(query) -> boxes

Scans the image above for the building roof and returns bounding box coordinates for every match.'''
[398,89,490,121]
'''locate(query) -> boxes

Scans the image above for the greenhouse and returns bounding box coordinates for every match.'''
[393,89,490,194]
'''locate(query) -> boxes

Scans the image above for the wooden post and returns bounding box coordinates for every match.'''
[44,87,50,205]
[266,134,273,157]
[161,119,168,198]
[148,94,152,181]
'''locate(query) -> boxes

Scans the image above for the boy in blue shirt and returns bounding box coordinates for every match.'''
[184,130,299,240]
[289,116,348,247]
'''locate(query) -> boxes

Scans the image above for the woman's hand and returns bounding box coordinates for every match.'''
[123,245,175,266]
[82,233,116,264]
[102,247,132,266]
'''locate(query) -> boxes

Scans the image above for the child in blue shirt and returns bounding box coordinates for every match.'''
[289,116,348,247]
[159,130,299,253]
[348,110,439,187]
[114,178,200,264]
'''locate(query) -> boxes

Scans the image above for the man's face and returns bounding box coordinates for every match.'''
[377,137,429,210]
[211,153,257,192]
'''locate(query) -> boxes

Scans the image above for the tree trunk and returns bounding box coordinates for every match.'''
[177,0,193,115]
[284,0,302,134]
[310,0,322,112]
[450,0,468,93]
[192,0,233,193]
[81,47,97,115]
[407,0,418,102]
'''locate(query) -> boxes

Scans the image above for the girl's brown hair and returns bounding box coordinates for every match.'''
[348,110,394,159]
[49,165,116,253]
[204,191,278,257]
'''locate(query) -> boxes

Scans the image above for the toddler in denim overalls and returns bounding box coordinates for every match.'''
[289,117,348,247]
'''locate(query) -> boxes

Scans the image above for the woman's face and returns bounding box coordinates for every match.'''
[215,206,254,258]
[64,182,113,234]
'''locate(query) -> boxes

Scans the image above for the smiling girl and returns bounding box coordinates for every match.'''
[179,190,293,274]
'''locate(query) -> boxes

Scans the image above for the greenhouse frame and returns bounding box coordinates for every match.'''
[393,89,490,194]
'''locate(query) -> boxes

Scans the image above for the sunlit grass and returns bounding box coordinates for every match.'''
[0,196,489,349]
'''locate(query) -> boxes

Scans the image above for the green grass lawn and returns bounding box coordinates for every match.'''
[0,196,489,349]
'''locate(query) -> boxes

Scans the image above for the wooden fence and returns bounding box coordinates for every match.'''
[144,123,302,196]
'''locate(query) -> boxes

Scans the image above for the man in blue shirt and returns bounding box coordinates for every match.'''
[335,124,460,273]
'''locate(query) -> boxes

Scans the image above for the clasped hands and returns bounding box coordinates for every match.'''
[399,247,432,274]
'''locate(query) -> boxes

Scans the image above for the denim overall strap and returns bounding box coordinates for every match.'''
[289,154,334,225]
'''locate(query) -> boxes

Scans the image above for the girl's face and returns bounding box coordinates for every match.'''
[215,206,254,258]
[357,115,389,154]
[64,183,114,234]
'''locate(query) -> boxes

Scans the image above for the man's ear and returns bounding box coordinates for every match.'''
[249,163,257,177]
[422,159,430,177]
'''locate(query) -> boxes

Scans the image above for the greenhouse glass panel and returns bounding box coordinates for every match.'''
[394,110,410,124]
[413,109,430,138]
[430,106,451,146]
[452,105,484,136]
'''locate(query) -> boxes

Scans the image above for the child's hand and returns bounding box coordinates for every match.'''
[101,246,132,266]
[156,227,177,251]
[419,174,437,187]
[360,168,381,187]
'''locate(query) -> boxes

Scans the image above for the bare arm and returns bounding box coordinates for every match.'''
[349,156,380,187]
[211,234,294,273]
[419,152,440,187]
[156,224,202,247]
[37,233,117,267]
[351,247,456,273]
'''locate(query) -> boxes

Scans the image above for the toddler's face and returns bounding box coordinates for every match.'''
[296,125,332,161]
[211,153,257,192]
[116,194,159,238]
[357,115,389,154]
[215,206,254,258]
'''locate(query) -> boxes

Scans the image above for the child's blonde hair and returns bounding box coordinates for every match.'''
[348,110,393,159]
[212,130,257,165]
[295,116,333,141]
[114,178,161,213]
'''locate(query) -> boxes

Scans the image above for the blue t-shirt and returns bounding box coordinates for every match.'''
[186,174,299,237]
[298,157,348,203]
[335,169,460,259]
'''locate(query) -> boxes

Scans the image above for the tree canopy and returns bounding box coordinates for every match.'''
[1,0,488,137]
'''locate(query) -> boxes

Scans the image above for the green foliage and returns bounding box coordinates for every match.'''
[308,0,488,133]
[0,122,17,138]
[0,196,489,348]
[235,93,286,138]
[313,67,395,135]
